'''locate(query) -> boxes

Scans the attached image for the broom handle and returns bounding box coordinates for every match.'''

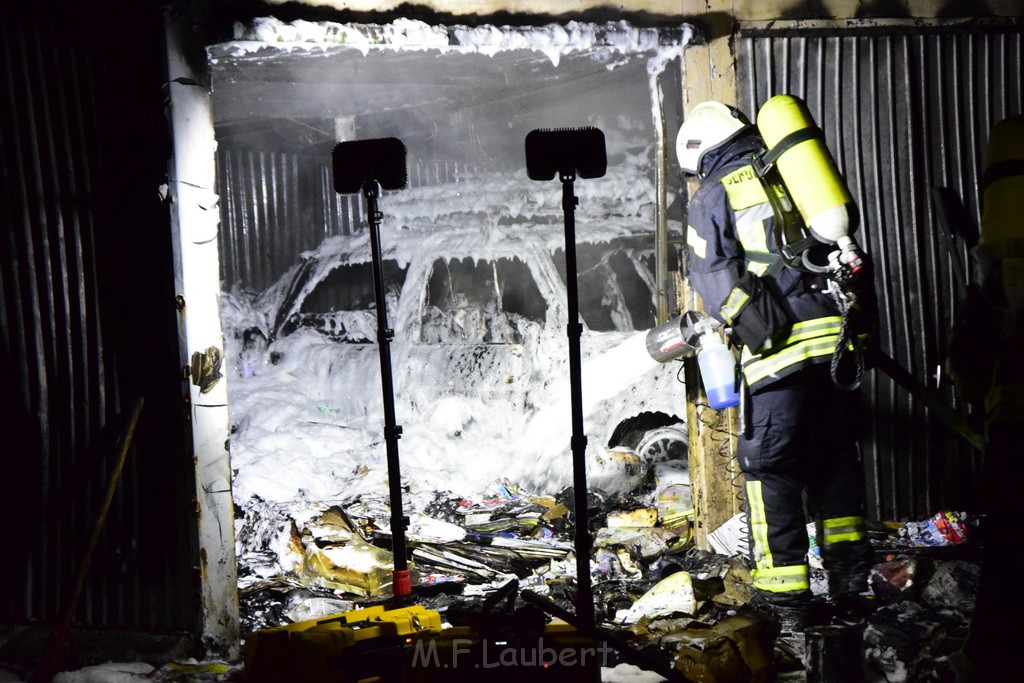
[33,397,144,683]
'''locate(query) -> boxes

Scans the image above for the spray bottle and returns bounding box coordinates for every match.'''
[697,327,740,410]
[644,311,740,410]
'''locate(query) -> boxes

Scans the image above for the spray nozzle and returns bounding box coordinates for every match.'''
[693,314,724,338]
[644,310,724,363]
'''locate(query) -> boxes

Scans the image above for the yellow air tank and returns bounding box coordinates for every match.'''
[982,115,1024,259]
[982,114,1024,317]
[756,94,855,246]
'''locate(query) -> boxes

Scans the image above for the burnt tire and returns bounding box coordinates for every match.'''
[621,424,688,464]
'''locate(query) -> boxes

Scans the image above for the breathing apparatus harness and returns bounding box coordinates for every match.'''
[747,97,870,391]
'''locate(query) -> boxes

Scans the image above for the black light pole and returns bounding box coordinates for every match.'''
[525,127,606,626]
[332,137,412,599]
[560,169,594,626]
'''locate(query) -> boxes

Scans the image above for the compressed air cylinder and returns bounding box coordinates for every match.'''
[982,115,1024,319]
[982,115,1024,259]
[756,95,855,244]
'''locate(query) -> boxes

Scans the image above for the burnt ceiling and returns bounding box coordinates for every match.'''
[207,29,682,158]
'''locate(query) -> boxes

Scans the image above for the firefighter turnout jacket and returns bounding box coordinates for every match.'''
[685,127,871,598]
[685,128,845,392]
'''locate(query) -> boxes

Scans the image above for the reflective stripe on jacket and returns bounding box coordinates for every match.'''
[685,132,842,392]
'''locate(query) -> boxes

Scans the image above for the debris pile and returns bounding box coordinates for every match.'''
[860,536,983,682]
[236,463,983,681]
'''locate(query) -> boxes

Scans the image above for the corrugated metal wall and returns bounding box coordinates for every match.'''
[216,151,518,290]
[736,23,1023,521]
[217,150,363,291]
[1,9,196,632]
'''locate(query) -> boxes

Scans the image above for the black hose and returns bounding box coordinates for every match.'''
[831,303,865,391]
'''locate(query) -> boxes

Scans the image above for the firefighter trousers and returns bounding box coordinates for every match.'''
[738,362,872,597]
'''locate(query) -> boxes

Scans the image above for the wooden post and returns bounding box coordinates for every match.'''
[680,4,746,551]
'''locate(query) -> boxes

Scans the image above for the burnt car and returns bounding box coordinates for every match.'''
[220,165,688,585]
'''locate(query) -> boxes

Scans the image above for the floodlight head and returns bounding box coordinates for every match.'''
[525,127,607,181]
[332,137,408,194]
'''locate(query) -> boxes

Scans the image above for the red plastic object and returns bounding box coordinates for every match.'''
[393,569,412,597]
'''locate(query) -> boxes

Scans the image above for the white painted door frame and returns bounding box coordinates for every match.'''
[163,5,241,658]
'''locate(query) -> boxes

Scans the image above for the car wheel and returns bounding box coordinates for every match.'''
[628,425,688,464]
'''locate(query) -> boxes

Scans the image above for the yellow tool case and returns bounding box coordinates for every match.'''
[244,603,602,682]
[244,604,443,683]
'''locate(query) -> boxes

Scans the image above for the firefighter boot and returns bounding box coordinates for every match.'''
[749,588,812,635]
[821,538,877,625]
[822,539,873,596]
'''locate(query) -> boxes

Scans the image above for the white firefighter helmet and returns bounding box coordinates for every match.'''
[676,101,750,175]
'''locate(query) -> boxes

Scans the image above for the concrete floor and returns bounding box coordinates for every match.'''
[0,624,195,680]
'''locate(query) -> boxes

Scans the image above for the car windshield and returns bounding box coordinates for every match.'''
[421,256,547,344]
[281,259,407,342]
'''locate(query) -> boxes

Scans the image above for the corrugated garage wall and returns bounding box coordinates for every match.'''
[216,150,518,292]
[736,22,1023,521]
[1,8,197,631]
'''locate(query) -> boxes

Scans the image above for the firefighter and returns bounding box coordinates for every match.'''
[676,100,874,631]
[948,114,1024,679]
